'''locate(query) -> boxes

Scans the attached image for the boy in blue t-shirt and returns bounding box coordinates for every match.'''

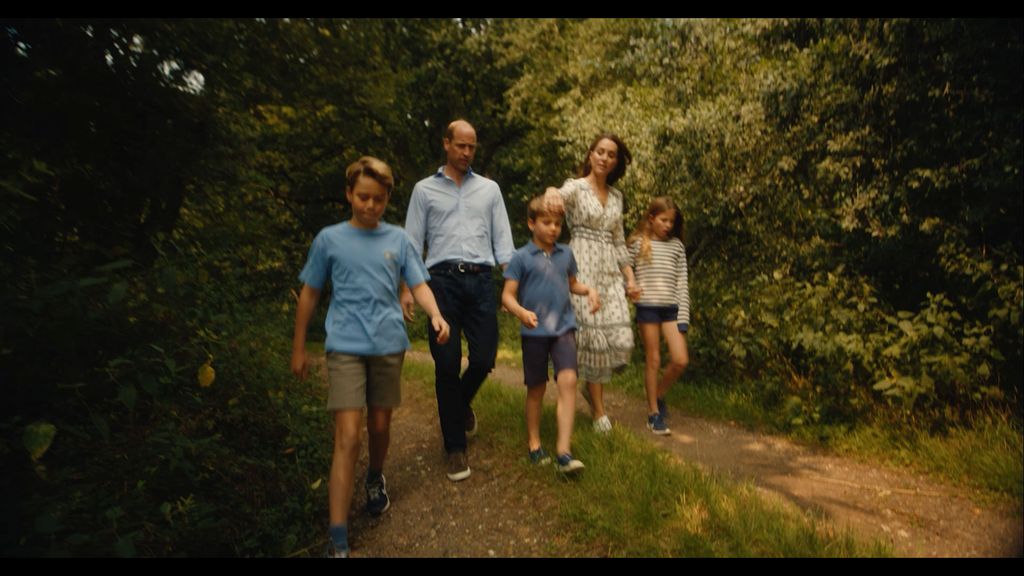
[291,157,450,558]
[502,196,600,474]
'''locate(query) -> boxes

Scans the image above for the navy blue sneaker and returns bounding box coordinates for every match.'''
[328,546,350,558]
[528,447,551,465]
[647,413,670,436]
[365,473,390,516]
[328,524,349,558]
[556,453,585,474]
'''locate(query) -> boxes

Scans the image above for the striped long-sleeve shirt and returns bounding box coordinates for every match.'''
[629,237,690,330]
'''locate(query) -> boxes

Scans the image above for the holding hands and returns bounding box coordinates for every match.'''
[625,281,643,302]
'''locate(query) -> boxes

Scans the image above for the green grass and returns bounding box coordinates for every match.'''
[615,363,776,429]
[623,366,1023,507]
[557,430,888,557]
[830,414,1024,505]
[413,326,1023,508]
[402,354,890,557]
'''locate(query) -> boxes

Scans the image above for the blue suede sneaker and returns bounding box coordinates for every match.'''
[556,453,585,474]
[328,546,350,558]
[528,447,551,465]
[328,524,349,558]
[647,412,671,436]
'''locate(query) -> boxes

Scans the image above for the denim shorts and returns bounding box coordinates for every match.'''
[521,332,578,388]
[635,304,679,324]
[325,351,405,411]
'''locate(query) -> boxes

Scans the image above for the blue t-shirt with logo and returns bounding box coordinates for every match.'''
[504,241,579,337]
[299,222,429,355]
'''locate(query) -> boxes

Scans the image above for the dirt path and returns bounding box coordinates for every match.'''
[339,358,594,558]
[488,359,1022,557]
[333,352,1022,557]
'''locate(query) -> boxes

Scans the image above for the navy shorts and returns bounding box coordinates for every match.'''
[636,304,679,324]
[521,332,578,388]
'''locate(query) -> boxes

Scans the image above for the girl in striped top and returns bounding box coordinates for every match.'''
[627,197,690,435]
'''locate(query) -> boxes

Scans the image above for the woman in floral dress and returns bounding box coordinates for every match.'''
[545,133,640,433]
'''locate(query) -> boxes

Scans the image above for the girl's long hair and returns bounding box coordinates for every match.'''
[628,196,684,263]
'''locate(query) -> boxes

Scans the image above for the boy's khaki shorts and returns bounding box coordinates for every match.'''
[325,351,404,411]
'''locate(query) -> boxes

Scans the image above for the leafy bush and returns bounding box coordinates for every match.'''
[694,254,1021,428]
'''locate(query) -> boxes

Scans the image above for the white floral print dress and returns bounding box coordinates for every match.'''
[558,178,634,383]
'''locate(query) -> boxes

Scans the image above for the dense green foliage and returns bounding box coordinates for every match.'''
[1,18,1020,556]
[499,19,1022,427]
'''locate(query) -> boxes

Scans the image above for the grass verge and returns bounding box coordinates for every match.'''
[403,354,890,557]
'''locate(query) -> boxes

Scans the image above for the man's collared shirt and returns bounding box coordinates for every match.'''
[405,167,515,269]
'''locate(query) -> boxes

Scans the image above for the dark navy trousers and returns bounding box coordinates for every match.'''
[426,268,498,454]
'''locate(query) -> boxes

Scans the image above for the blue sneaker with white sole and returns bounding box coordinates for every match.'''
[556,453,585,474]
[648,413,671,436]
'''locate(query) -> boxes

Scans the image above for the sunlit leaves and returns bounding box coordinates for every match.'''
[23,421,57,461]
[197,358,216,389]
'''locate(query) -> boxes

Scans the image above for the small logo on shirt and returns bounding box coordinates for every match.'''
[384,250,396,262]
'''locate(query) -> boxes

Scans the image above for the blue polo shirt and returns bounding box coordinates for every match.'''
[503,241,579,337]
[299,222,429,355]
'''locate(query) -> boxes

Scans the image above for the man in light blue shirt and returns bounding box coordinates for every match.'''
[402,119,515,482]
[403,125,516,270]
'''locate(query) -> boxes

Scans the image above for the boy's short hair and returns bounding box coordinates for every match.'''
[346,156,394,195]
[527,195,564,221]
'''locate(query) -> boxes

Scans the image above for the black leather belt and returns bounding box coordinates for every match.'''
[429,261,493,275]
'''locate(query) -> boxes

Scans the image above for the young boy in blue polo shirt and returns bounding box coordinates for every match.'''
[502,196,600,473]
[291,156,450,558]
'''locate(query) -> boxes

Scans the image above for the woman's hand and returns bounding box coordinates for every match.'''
[625,281,643,302]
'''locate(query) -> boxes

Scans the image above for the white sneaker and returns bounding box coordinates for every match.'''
[556,453,585,474]
[593,415,612,434]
